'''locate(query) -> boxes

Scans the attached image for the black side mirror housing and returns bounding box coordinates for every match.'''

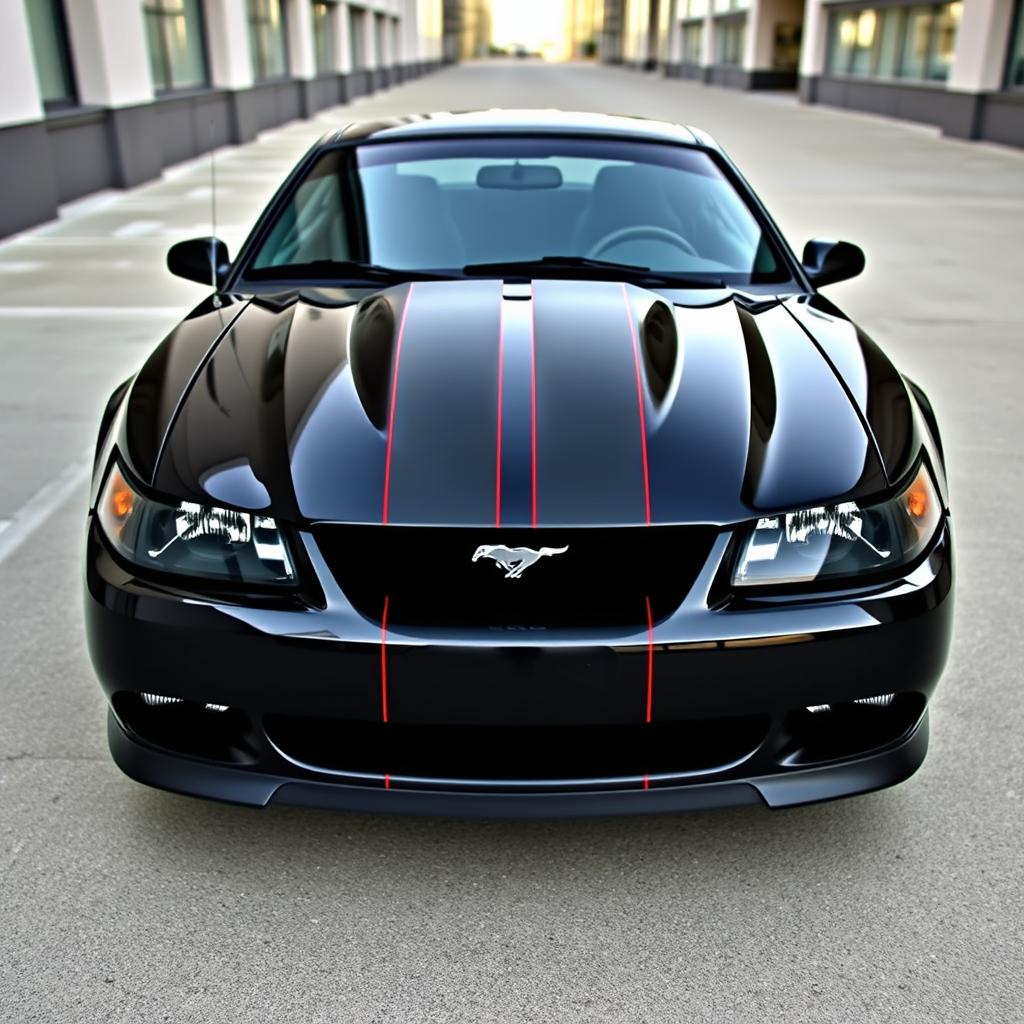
[167,236,230,288]
[801,239,865,288]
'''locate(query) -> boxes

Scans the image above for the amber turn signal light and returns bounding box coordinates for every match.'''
[905,469,931,521]
[107,467,135,524]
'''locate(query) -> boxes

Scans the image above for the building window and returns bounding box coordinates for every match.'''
[874,8,903,77]
[349,5,365,69]
[926,1,960,80]
[681,21,703,64]
[899,6,933,79]
[248,0,289,80]
[25,0,76,109]
[772,23,801,70]
[313,1,336,73]
[826,3,961,83]
[143,0,208,92]
[715,17,745,66]
[1009,2,1024,88]
[679,1,708,17]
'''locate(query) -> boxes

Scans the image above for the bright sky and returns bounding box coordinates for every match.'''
[489,0,569,57]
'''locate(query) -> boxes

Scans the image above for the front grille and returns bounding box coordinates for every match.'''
[312,525,718,628]
[264,714,768,786]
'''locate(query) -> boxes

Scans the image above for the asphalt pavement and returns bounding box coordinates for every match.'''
[1,60,1021,1023]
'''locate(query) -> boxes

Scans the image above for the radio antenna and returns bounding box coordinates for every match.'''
[209,120,219,301]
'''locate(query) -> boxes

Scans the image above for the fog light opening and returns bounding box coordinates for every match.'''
[141,693,184,707]
[780,692,925,767]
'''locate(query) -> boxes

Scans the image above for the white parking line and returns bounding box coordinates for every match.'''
[0,457,93,567]
[112,220,163,239]
[0,262,45,273]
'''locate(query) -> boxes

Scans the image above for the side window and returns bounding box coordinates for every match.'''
[254,173,348,267]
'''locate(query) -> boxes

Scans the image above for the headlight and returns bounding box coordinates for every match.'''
[97,464,294,585]
[733,463,941,587]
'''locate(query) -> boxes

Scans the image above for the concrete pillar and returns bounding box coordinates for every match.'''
[666,6,683,64]
[742,6,761,70]
[205,0,255,89]
[944,0,1016,138]
[286,0,318,114]
[336,1,354,73]
[363,8,378,69]
[0,1,45,125]
[799,0,828,80]
[62,0,154,107]
[700,8,715,71]
[948,0,1015,93]
[288,0,318,80]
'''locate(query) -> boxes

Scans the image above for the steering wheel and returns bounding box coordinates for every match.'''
[586,224,699,260]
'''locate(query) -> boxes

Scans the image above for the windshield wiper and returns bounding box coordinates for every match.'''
[463,256,725,289]
[246,260,458,284]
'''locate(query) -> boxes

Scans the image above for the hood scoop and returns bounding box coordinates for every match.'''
[350,292,401,430]
[639,300,678,406]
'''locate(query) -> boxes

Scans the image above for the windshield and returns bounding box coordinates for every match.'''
[247,137,788,286]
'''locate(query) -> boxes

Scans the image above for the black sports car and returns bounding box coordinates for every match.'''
[85,111,954,816]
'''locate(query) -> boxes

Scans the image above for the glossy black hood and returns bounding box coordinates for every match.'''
[122,280,921,527]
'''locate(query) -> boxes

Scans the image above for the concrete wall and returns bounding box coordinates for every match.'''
[0,0,446,239]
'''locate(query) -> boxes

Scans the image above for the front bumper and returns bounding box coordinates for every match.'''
[85,522,954,816]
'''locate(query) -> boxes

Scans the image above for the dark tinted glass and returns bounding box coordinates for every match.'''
[250,137,786,284]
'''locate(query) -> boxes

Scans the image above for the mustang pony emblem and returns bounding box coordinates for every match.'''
[472,544,569,579]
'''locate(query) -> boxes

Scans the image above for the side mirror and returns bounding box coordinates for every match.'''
[801,239,865,288]
[167,236,230,288]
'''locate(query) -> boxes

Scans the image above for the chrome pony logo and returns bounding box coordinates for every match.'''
[471,544,569,579]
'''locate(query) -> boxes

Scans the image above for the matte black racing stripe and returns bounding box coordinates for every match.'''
[384,279,503,525]
[532,280,647,525]
[495,289,536,528]
[495,296,505,526]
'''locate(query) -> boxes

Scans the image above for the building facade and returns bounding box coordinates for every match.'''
[567,0,605,59]
[799,0,1024,148]
[2,0,445,238]
[603,0,1024,147]
[663,0,804,88]
[442,0,490,60]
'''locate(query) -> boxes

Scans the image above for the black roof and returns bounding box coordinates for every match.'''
[319,109,720,150]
